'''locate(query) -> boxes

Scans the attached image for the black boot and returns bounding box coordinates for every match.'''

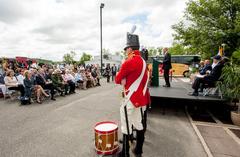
[142,108,148,133]
[133,130,145,156]
[51,95,56,101]
[118,134,130,157]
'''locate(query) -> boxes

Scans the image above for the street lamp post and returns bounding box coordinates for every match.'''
[100,3,104,75]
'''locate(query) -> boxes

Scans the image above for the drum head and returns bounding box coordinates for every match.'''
[95,121,118,133]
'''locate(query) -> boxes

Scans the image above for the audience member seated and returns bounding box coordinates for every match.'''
[2,61,9,74]
[91,67,100,86]
[190,55,224,96]
[4,70,25,97]
[79,68,87,90]
[45,69,54,81]
[0,63,102,103]
[16,69,25,85]
[0,73,7,98]
[51,69,67,96]
[86,69,96,87]
[24,70,50,104]
[62,70,75,94]
[74,71,84,86]
[36,68,56,100]
[23,70,33,102]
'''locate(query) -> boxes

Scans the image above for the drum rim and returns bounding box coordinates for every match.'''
[95,121,118,134]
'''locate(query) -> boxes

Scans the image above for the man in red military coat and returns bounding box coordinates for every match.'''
[115,32,150,157]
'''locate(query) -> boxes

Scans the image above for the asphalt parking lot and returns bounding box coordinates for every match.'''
[0,80,207,157]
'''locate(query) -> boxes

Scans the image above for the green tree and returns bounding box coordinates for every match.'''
[172,0,240,57]
[232,49,240,64]
[80,53,92,64]
[169,43,186,55]
[63,51,76,64]
[148,47,159,56]
[156,47,163,55]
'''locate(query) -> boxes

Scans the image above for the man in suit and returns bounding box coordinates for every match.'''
[36,68,56,100]
[111,64,117,82]
[199,60,212,75]
[162,48,172,87]
[190,55,224,96]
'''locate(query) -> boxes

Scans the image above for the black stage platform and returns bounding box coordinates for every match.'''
[150,78,227,103]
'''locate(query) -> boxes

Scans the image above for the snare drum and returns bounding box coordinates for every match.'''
[94,121,119,155]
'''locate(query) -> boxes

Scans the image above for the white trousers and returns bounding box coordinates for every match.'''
[120,98,146,134]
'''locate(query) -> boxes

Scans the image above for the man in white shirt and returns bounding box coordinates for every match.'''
[16,69,25,85]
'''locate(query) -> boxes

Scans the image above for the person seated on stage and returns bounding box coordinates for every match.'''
[62,69,76,94]
[199,60,212,75]
[36,68,56,100]
[51,69,66,96]
[190,60,212,83]
[4,70,25,97]
[24,70,49,104]
[198,60,205,72]
[190,55,224,96]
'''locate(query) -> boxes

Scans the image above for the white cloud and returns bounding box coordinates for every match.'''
[0,0,187,61]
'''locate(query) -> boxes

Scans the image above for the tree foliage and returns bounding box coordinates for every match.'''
[148,47,162,56]
[80,53,92,64]
[63,51,76,64]
[232,49,240,64]
[172,0,240,57]
[218,63,240,108]
[168,43,194,55]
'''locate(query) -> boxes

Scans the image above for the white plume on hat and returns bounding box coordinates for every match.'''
[130,25,137,34]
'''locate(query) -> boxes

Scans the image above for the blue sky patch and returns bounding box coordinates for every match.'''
[122,12,149,25]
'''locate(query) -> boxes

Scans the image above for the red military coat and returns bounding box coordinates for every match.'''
[115,50,150,107]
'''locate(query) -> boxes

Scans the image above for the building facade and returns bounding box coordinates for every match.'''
[85,54,123,68]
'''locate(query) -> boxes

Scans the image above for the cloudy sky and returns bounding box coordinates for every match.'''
[0,0,187,61]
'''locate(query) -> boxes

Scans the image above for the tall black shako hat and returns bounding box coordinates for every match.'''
[124,32,140,51]
[124,25,140,50]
